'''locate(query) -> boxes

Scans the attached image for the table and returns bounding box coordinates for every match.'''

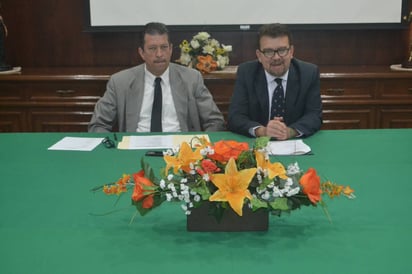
[1,129,412,274]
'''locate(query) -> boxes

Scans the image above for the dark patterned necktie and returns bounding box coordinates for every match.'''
[150,77,162,132]
[270,78,285,119]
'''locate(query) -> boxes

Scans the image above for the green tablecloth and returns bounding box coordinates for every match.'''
[1,129,412,274]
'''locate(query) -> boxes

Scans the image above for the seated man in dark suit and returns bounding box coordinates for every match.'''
[227,23,322,140]
[89,22,225,133]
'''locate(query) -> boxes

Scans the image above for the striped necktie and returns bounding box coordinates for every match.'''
[270,78,285,119]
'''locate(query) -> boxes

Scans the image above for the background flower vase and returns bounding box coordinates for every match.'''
[176,32,232,74]
[187,202,269,232]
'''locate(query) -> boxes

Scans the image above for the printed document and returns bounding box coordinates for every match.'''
[48,137,104,151]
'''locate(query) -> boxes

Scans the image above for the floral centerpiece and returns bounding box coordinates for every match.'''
[95,137,355,226]
[175,32,232,74]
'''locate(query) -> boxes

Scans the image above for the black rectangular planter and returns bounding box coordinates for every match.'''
[187,202,269,232]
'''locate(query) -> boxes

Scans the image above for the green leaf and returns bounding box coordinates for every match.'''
[257,177,274,191]
[269,198,290,211]
[191,183,211,200]
[141,157,158,184]
[254,137,271,150]
[250,197,268,210]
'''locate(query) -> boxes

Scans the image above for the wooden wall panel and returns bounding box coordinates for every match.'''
[1,0,410,68]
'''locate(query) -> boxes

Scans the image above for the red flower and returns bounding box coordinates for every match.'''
[132,170,155,209]
[201,159,220,173]
[208,140,249,163]
[299,168,322,204]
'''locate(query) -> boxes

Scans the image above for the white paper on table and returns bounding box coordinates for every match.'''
[48,137,104,151]
[266,139,312,155]
[118,134,209,150]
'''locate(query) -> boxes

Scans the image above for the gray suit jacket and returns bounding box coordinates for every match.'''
[227,58,322,137]
[89,63,225,133]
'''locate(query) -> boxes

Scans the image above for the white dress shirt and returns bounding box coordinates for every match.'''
[248,70,289,137]
[137,66,181,132]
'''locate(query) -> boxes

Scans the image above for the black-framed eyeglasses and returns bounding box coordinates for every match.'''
[259,47,291,58]
[102,136,116,148]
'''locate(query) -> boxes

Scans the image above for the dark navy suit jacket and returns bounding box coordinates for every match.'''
[227,58,322,137]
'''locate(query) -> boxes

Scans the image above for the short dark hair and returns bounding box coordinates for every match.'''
[140,22,170,48]
[257,23,293,49]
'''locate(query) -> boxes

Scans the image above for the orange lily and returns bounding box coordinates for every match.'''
[195,55,218,74]
[299,168,322,204]
[208,140,249,164]
[255,151,288,180]
[132,170,155,209]
[209,157,257,216]
[164,142,203,175]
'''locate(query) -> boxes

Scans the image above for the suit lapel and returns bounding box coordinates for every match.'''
[255,66,270,123]
[285,62,300,112]
[125,67,145,132]
[169,67,189,131]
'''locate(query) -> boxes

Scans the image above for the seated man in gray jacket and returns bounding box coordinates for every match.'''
[89,22,225,133]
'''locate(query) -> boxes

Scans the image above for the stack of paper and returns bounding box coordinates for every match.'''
[117,134,210,150]
[266,139,311,155]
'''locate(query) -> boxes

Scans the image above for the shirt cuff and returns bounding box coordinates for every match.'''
[249,126,261,137]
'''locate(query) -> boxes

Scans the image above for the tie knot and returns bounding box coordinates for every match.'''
[275,78,282,85]
[155,77,162,85]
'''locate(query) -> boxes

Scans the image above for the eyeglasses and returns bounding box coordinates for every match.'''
[102,135,117,149]
[259,47,291,58]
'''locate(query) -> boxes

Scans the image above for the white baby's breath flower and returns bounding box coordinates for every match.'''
[287,162,301,175]
[159,179,166,189]
[165,193,173,201]
[202,174,210,182]
[167,174,174,181]
[262,191,271,200]
[181,204,188,211]
[285,178,293,187]
[272,187,283,197]
[193,195,201,202]
[286,187,300,197]
[165,149,174,156]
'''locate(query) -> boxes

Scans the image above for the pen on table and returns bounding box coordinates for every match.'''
[113,133,118,142]
[145,150,164,157]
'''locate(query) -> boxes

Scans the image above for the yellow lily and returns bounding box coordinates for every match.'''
[209,157,257,216]
[164,142,203,175]
[255,151,288,180]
